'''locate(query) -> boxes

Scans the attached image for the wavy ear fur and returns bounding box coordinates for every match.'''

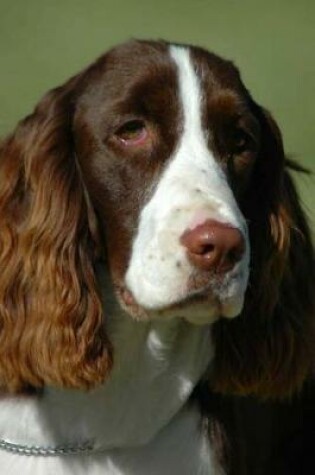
[0,78,112,393]
[212,108,315,399]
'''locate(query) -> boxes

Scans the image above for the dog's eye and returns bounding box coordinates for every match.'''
[227,128,257,186]
[115,120,147,145]
[231,129,253,155]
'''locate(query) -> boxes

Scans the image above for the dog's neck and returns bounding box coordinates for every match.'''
[0,267,213,452]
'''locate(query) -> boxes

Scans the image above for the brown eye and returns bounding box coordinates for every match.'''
[232,129,253,155]
[227,129,256,176]
[115,120,148,146]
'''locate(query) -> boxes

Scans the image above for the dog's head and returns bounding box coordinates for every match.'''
[0,40,313,397]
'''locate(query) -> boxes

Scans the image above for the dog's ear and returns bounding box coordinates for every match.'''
[212,107,315,399]
[0,75,112,393]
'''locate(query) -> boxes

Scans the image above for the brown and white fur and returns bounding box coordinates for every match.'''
[0,40,313,474]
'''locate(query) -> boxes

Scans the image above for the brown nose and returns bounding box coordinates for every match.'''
[180,219,245,273]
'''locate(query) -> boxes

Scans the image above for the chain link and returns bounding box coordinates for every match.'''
[0,438,95,457]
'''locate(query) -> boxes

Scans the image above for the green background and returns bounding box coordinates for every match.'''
[0,0,314,223]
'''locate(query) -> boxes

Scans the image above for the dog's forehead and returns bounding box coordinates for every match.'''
[78,40,245,110]
[104,40,241,84]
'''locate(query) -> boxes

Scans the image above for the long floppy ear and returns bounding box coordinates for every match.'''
[0,78,112,393]
[212,107,315,399]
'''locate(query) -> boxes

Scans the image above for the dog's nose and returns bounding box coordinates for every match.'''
[180,219,245,273]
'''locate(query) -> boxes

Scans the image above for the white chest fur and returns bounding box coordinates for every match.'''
[0,305,215,474]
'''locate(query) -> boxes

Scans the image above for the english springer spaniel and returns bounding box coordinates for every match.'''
[0,40,313,475]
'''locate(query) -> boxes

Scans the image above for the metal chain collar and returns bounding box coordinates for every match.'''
[0,438,95,457]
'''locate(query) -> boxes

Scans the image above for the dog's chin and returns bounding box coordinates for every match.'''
[116,286,244,325]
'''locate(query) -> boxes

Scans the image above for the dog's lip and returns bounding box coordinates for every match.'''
[117,284,244,321]
[120,287,136,307]
[117,284,218,315]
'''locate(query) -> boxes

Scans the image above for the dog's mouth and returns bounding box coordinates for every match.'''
[116,280,243,324]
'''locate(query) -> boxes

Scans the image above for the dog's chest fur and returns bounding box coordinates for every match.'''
[0,270,215,474]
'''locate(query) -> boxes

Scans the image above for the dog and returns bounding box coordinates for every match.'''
[0,39,313,474]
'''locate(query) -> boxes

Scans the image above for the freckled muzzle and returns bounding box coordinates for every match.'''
[124,203,250,322]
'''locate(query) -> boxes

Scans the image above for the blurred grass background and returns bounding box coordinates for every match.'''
[0,0,314,226]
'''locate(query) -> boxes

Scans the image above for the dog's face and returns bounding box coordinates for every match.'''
[0,39,313,395]
[74,41,260,324]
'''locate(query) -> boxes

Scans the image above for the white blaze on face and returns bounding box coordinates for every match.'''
[125,45,250,323]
